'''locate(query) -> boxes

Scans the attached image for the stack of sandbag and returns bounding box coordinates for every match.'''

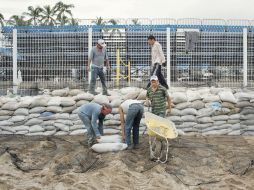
[0,86,254,137]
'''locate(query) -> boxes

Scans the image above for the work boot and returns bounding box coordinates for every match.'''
[133,144,141,149]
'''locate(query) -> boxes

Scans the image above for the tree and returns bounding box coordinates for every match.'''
[132,18,140,25]
[23,6,43,26]
[54,1,74,25]
[0,13,4,26]
[108,19,121,36]
[40,5,57,26]
[69,18,79,26]
[92,17,107,25]
[7,15,30,26]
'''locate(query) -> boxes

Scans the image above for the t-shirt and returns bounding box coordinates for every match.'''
[146,85,169,115]
[89,46,109,68]
[120,99,141,113]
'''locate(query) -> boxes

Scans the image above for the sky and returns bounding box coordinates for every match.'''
[0,0,253,22]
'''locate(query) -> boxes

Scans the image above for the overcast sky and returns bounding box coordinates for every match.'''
[0,0,253,21]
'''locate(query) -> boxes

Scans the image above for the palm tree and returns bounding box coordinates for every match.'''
[108,19,121,36]
[23,6,43,26]
[92,17,107,25]
[40,5,57,26]
[69,18,79,26]
[59,15,69,26]
[132,18,140,25]
[0,13,4,26]
[7,15,30,26]
[54,1,74,25]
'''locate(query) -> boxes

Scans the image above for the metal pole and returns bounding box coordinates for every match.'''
[243,28,248,87]
[116,49,120,87]
[12,29,18,94]
[166,28,171,87]
[88,27,92,84]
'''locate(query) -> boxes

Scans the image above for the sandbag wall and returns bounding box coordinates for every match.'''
[0,87,254,136]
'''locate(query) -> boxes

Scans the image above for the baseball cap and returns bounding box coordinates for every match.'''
[97,39,106,47]
[150,75,158,81]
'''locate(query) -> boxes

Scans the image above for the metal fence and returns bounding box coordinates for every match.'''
[0,21,254,95]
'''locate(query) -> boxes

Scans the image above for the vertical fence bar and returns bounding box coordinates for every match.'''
[12,29,18,94]
[166,28,171,87]
[243,28,248,87]
[116,48,120,87]
[88,27,92,84]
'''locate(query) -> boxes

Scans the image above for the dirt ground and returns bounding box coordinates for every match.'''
[0,134,253,190]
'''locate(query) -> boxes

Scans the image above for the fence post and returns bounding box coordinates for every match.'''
[243,28,248,87]
[88,27,92,84]
[166,28,171,87]
[12,29,18,94]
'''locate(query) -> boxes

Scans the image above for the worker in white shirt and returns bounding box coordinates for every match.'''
[119,99,144,150]
[147,35,169,89]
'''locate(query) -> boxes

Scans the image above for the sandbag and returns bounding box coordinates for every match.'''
[213,121,227,126]
[55,119,73,126]
[9,116,26,123]
[194,123,213,130]
[19,97,33,108]
[47,97,61,106]
[197,117,214,124]
[227,120,240,124]
[70,125,84,131]
[91,143,127,153]
[229,114,240,120]
[13,126,30,131]
[177,122,197,128]
[169,108,182,116]
[43,130,57,136]
[181,115,196,122]
[202,129,232,135]
[41,120,55,126]
[218,91,237,103]
[234,92,254,101]
[74,93,94,101]
[16,131,29,135]
[103,128,120,134]
[105,114,114,120]
[241,120,254,126]
[97,135,122,143]
[104,120,121,126]
[30,96,49,108]
[56,113,70,120]
[0,115,11,121]
[76,100,89,107]
[52,89,69,97]
[0,121,14,126]
[212,115,229,121]
[2,101,19,111]
[202,94,220,102]
[14,108,29,116]
[175,102,191,110]
[70,114,79,120]
[137,90,147,100]
[43,126,56,131]
[111,108,119,114]
[29,125,45,133]
[27,113,40,120]
[70,129,87,135]
[25,118,43,126]
[222,102,235,109]
[181,108,198,116]
[69,89,84,96]
[110,99,123,108]
[172,92,187,104]
[189,100,205,110]
[60,98,76,107]
[236,101,254,108]
[29,107,46,114]
[241,108,254,115]
[0,110,13,116]
[54,123,69,132]
[46,106,63,113]
[186,90,201,102]
[123,90,141,100]
[120,87,140,95]
[93,95,109,105]
[62,105,77,113]
[167,116,182,122]
[228,130,241,136]
[26,132,45,136]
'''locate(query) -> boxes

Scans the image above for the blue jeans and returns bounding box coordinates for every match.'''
[89,66,108,94]
[78,112,103,145]
[125,104,144,146]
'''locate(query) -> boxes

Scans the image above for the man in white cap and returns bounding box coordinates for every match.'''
[146,75,171,118]
[88,39,110,95]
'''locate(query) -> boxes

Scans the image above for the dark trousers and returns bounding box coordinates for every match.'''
[89,66,108,94]
[147,63,169,89]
